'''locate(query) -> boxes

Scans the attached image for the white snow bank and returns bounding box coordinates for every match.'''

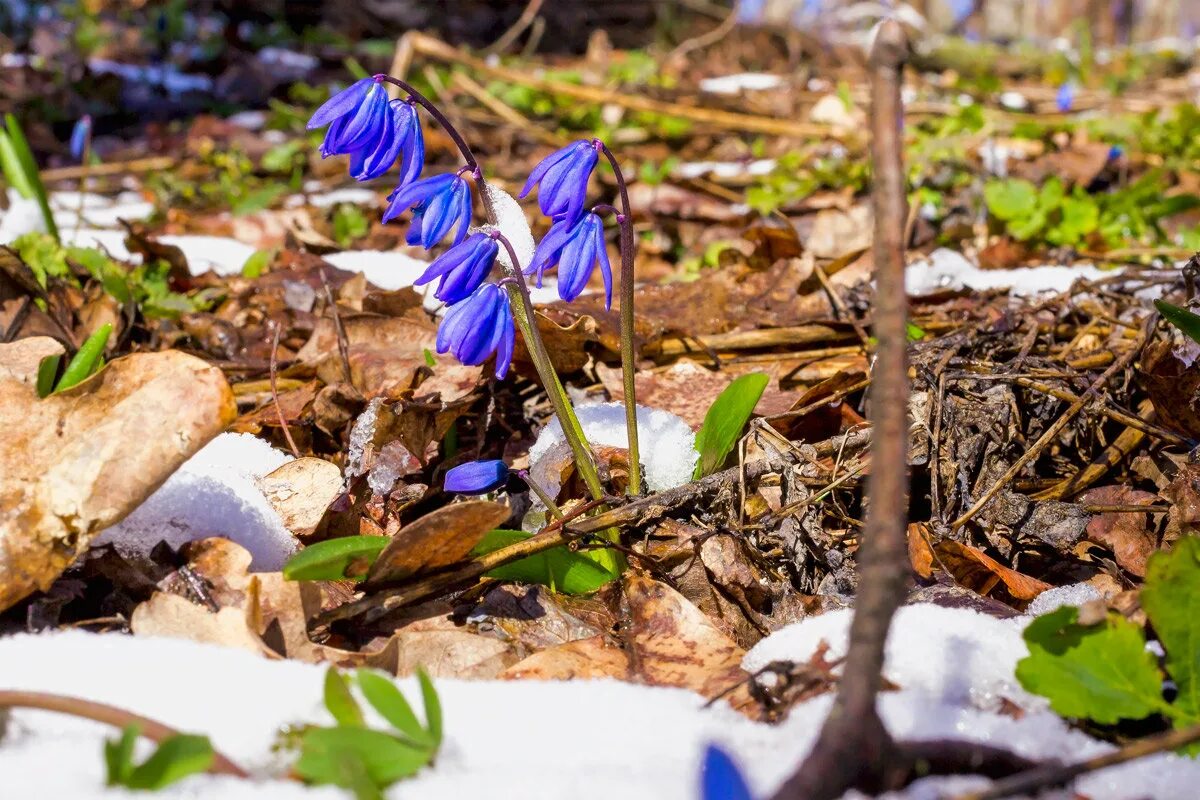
[906,248,1114,297]
[530,402,698,492]
[321,249,428,291]
[93,433,298,571]
[4,595,1200,799]
[698,73,784,94]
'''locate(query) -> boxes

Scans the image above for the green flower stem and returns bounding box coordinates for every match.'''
[595,142,641,496]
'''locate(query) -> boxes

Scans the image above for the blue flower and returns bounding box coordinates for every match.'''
[520,140,598,224]
[701,745,753,800]
[1056,81,1075,113]
[947,0,975,24]
[415,232,498,304]
[527,212,613,307]
[308,76,391,159]
[436,283,515,379]
[349,99,423,183]
[384,173,473,249]
[444,459,510,494]
[69,115,91,161]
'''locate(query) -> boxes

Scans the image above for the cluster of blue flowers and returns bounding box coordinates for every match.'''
[308,75,617,380]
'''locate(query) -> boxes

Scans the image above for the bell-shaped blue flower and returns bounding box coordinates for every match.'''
[384,173,473,249]
[415,232,499,304]
[308,76,391,159]
[348,99,423,183]
[527,212,613,307]
[1056,81,1075,113]
[444,459,510,494]
[436,283,515,379]
[69,115,91,161]
[701,745,753,800]
[520,140,598,224]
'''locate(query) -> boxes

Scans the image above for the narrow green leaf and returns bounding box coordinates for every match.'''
[0,129,34,198]
[124,734,214,790]
[471,529,616,595]
[296,727,431,787]
[4,114,58,242]
[103,724,140,786]
[692,373,769,478]
[1155,300,1200,347]
[241,248,274,278]
[324,667,365,728]
[417,668,442,750]
[282,535,389,582]
[36,354,60,399]
[356,669,431,746]
[53,322,112,393]
[1015,605,1166,724]
[1140,536,1200,725]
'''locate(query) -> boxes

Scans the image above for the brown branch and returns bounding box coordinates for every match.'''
[269,321,300,459]
[0,691,248,778]
[771,20,911,800]
[950,721,1200,800]
[484,0,546,56]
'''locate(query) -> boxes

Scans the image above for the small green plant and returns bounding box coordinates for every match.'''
[282,536,390,582]
[1156,299,1200,344]
[38,322,112,397]
[693,373,769,478]
[332,204,370,248]
[292,667,442,799]
[1017,536,1200,741]
[104,725,215,791]
[984,177,1099,247]
[0,114,57,241]
[470,529,617,595]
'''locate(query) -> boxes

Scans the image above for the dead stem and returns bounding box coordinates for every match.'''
[269,321,300,459]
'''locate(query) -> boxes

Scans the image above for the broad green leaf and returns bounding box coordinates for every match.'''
[1016,605,1165,724]
[12,231,69,288]
[231,184,287,215]
[692,373,769,478]
[1140,536,1200,725]
[471,529,617,595]
[324,667,365,727]
[296,727,431,787]
[1007,207,1048,241]
[282,535,389,582]
[1156,300,1200,346]
[1037,177,1065,211]
[36,354,60,399]
[54,323,112,393]
[331,749,384,800]
[417,668,442,750]
[983,178,1038,221]
[103,724,140,785]
[124,734,214,790]
[241,248,274,278]
[356,669,431,747]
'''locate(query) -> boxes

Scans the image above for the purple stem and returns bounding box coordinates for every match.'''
[376,74,481,176]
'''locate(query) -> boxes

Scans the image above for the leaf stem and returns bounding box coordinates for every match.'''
[594,141,642,496]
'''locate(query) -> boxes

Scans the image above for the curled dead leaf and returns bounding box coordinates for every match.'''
[364,500,511,587]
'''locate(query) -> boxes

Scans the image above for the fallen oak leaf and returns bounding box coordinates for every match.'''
[933,539,1052,603]
[364,501,511,588]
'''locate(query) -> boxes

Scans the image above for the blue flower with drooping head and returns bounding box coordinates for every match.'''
[307,76,391,159]
[384,173,473,249]
[415,232,499,304]
[1056,81,1075,113]
[349,99,423,183]
[701,745,753,800]
[444,459,510,494]
[69,115,91,161]
[526,212,613,307]
[520,140,599,224]
[437,283,515,379]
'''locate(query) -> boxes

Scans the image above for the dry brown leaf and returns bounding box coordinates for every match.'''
[933,539,1052,602]
[1079,485,1160,577]
[365,500,510,587]
[907,523,935,580]
[131,591,271,655]
[806,204,873,260]
[624,575,757,715]
[501,635,630,680]
[260,457,343,538]
[0,346,235,612]
[394,629,518,678]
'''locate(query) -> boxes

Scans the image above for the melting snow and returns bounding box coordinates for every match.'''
[905,248,1115,297]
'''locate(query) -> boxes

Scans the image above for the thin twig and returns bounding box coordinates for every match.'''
[318,269,352,386]
[0,691,248,778]
[666,0,742,65]
[269,322,301,459]
[484,0,546,55]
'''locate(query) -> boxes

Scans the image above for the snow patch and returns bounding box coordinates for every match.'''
[905,248,1114,297]
[529,403,697,491]
[477,181,536,273]
[699,73,784,94]
[321,249,429,291]
[93,433,298,571]
[674,160,778,180]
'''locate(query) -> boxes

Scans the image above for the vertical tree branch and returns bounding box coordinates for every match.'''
[771,19,911,800]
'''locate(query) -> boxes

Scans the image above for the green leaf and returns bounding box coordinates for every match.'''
[1015,605,1165,724]
[471,529,617,595]
[417,668,442,750]
[4,114,59,242]
[53,322,112,393]
[356,669,431,746]
[692,373,769,478]
[231,184,287,215]
[984,178,1038,221]
[12,231,69,288]
[124,734,214,790]
[0,129,35,198]
[104,724,140,785]
[296,727,431,788]
[331,749,385,800]
[1140,536,1200,725]
[324,667,365,727]
[282,536,389,582]
[332,204,369,247]
[1156,300,1200,346]
[36,354,60,399]
[241,248,274,278]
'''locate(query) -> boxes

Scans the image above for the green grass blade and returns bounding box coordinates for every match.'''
[692,372,769,478]
[4,114,59,242]
[53,322,112,393]
[1155,300,1200,346]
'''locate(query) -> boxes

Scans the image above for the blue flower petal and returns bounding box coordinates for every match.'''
[444,460,510,494]
[522,140,598,224]
[307,77,374,129]
[701,745,753,800]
